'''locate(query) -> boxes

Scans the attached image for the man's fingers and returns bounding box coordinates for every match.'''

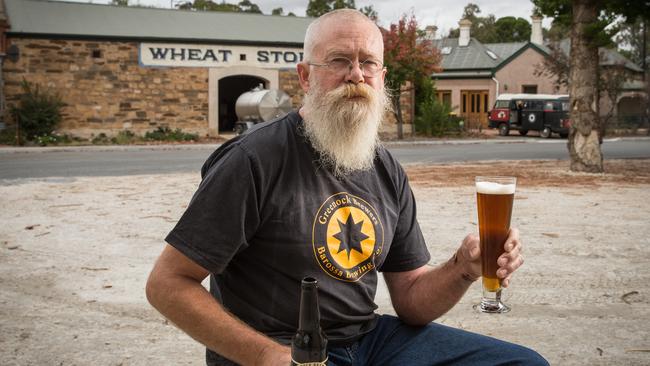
[462,233,480,260]
[502,275,512,288]
[497,255,524,278]
[505,228,522,252]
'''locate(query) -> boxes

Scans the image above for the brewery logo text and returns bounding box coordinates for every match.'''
[139,43,303,69]
[312,192,384,282]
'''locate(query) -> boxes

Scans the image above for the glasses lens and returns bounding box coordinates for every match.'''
[329,58,351,75]
[361,61,382,77]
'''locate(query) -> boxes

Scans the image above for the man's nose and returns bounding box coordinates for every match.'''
[345,61,365,84]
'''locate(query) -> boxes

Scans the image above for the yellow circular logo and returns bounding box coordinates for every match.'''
[312,193,384,282]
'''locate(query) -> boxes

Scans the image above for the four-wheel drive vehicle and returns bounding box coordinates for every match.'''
[488,93,572,138]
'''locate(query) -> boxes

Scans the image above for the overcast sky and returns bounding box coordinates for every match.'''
[64,0,554,37]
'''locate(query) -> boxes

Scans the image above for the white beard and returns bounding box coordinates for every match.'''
[302,80,390,178]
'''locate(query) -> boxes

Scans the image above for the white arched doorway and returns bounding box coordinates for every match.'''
[208,66,279,136]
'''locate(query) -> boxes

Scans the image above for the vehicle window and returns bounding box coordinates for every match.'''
[523,101,543,110]
[544,102,554,110]
[495,100,509,108]
[561,102,570,111]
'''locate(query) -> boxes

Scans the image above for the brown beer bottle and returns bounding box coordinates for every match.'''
[290,277,328,366]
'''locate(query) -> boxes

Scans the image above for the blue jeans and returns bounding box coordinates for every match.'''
[206,315,548,365]
[326,315,548,366]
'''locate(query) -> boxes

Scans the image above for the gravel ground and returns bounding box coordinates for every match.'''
[1,159,649,365]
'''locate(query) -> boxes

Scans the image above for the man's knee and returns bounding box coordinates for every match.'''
[505,343,549,366]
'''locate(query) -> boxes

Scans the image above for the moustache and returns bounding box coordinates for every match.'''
[331,83,374,101]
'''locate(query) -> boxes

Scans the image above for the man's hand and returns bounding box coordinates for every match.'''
[497,227,523,288]
[455,227,524,287]
[454,233,482,282]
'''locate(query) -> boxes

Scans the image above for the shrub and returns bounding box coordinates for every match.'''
[414,99,461,137]
[111,130,138,144]
[10,80,64,143]
[0,127,17,145]
[144,126,198,142]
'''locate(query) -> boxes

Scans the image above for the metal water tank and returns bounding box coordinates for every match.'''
[235,87,293,123]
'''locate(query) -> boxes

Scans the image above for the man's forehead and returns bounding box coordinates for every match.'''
[311,19,384,58]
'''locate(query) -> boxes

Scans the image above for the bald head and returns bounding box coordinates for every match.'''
[303,9,383,62]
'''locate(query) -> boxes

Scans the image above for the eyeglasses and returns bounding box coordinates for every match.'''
[308,57,384,77]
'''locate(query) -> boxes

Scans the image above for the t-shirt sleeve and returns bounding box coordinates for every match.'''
[379,165,430,272]
[165,144,260,274]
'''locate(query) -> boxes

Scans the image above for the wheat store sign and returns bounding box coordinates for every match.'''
[139,43,304,68]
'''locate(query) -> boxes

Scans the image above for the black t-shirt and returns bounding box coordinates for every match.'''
[166,111,430,346]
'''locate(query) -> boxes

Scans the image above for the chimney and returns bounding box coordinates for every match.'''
[530,15,543,45]
[424,25,438,40]
[458,19,472,47]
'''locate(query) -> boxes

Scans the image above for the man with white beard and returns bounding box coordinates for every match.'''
[146,9,548,366]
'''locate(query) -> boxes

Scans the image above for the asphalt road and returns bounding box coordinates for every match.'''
[0,137,648,180]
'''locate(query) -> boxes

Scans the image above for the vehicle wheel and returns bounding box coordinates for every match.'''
[560,133,568,138]
[518,129,529,136]
[540,127,552,138]
[498,123,510,136]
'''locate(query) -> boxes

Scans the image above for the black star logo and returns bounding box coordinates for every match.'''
[333,213,368,259]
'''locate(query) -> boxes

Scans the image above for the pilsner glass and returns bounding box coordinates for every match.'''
[474,176,516,313]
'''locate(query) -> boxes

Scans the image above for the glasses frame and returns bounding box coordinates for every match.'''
[308,57,384,78]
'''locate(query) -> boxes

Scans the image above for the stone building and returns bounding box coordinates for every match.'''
[0,0,412,139]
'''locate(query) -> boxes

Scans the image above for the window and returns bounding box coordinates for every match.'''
[92,49,102,58]
[462,94,467,113]
[522,85,538,94]
[436,90,452,107]
[483,94,489,113]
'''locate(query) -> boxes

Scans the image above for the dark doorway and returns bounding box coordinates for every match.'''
[219,75,267,132]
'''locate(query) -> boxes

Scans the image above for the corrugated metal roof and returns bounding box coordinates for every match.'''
[4,0,313,45]
[433,38,501,70]
[483,42,526,60]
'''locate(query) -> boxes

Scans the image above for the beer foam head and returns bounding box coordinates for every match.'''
[476,181,516,195]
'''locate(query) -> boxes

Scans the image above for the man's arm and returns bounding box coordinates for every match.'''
[384,229,522,326]
[145,244,291,366]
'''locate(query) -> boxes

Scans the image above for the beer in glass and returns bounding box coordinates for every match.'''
[474,176,516,313]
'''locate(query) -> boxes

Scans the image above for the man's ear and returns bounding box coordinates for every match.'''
[297,62,310,92]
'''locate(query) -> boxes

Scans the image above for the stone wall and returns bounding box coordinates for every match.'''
[3,37,209,138]
[278,69,303,109]
[2,37,415,139]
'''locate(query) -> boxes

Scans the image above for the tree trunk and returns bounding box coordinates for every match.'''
[392,94,404,140]
[568,0,603,173]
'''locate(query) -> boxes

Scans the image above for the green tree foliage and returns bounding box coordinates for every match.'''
[111,0,129,6]
[359,5,378,21]
[238,0,262,13]
[306,0,355,17]
[616,18,649,68]
[10,80,64,144]
[382,14,442,139]
[448,4,495,43]
[494,17,532,42]
[176,0,262,13]
[449,4,536,43]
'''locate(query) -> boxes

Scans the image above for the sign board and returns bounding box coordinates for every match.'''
[139,43,304,69]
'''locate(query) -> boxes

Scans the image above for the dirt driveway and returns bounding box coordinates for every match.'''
[1,159,648,365]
